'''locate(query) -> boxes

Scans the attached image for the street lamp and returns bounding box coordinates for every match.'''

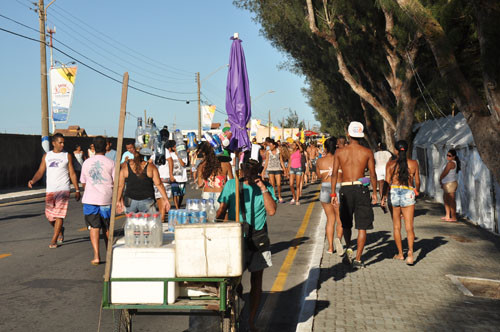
[251,89,275,104]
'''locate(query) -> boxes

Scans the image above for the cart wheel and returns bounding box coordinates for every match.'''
[113,309,132,332]
[221,285,239,332]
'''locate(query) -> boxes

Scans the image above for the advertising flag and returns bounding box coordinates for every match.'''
[250,118,260,137]
[50,66,77,123]
[201,105,216,131]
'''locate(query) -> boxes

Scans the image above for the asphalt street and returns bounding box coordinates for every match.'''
[0,181,324,332]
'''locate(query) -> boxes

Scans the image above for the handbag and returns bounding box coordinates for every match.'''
[239,179,271,252]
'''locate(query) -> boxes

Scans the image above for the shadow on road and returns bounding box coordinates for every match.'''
[270,237,309,255]
[0,213,44,221]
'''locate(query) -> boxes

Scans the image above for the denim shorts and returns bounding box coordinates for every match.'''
[319,182,331,203]
[126,198,157,214]
[289,167,303,175]
[389,188,416,207]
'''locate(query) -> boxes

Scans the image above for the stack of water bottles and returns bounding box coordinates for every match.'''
[124,213,163,248]
[167,199,217,231]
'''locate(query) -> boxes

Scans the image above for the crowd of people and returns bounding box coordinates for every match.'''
[27,122,462,330]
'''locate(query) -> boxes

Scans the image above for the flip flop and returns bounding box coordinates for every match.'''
[393,255,404,260]
[440,217,448,220]
[57,227,65,245]
[49,243,58,249]
[91,260,100,266]
[445,218,458,222]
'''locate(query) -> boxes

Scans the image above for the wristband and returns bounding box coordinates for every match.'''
[75,190,80,193]
[261,189,269,194]
[330,193,337,198]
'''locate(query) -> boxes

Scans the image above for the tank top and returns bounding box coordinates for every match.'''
[267,150,281,171]
[45,151,70,192]
[442,160,457,184]
[125,162,155,200]
[290,150,301,168]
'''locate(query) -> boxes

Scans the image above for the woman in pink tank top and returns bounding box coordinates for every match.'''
[287,141,303,205]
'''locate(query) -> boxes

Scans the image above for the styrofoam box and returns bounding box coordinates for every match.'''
[111,243,178,304]
[175,222,243,277]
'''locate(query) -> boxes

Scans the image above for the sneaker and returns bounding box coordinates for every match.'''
[290,199,296,205]
[352,260,365,269]
[342,248,353,265]
[334,238,344,257]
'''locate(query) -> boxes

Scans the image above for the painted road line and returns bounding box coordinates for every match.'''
[0,196,45,207]
[270,189,320,293]
[0,253,12,259]
[78,214,125,231]
[258,186,320,331]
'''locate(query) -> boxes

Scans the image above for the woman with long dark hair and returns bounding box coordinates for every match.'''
[316,137,344,255]
[261,140,286,203]
[196,142,233,210]
[439,149,460,222]
[382,140,420,265]
[287,141,303,205]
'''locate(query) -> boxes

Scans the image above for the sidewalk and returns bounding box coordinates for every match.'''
[0,185,80,204]
[312,198,500,331]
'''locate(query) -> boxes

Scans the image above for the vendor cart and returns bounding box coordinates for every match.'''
[101,73,243,332]
[102,275,241,332]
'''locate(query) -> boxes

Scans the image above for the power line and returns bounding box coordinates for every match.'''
[46,13,193,83]
[200,92,227,116]
[0,26,197,102]
[51,3,195,76]
[0,14,197,95]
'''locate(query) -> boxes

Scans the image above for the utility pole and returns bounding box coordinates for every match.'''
[197,72,201,140]
[144,109,147,122]
[282,116,285,140]
[38,0,50,152]
[268,110,271,138]
[47,27,55,133]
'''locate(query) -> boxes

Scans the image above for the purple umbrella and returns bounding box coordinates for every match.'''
[226,35,251,152]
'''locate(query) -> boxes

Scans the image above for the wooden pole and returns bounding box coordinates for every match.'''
[234,151,240,222]
[268,110,271,138]
[38,0,50,151]
[104,72,129,283]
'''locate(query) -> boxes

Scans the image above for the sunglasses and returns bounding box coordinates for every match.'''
[447,154,452,157]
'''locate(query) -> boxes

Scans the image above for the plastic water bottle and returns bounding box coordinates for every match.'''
[143,214,152,247]
[207,201,216,223]
[167,210,176,232]
[187,132,197,150]
[199,211,207,224]
[211,134,224,155]
[200,199,207,213]
[133,213,142,247]
[149,213,161,247]
[173,129,187,160]
[124,213,134,247]
[181,209,189,224]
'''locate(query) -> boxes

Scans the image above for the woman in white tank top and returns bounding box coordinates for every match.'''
[439,149,460,222]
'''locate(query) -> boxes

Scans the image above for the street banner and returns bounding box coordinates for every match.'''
[271,126,278,139]
[50,66,77,123]
[250,119,260,137]
[201,105,216,131]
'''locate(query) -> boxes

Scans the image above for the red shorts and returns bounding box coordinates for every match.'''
[45,191,70,221]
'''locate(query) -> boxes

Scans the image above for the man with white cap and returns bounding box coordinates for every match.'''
[330,121,377,268]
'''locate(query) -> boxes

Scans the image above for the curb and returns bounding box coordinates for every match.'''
[296,212,326,332]
[0,190,46,204]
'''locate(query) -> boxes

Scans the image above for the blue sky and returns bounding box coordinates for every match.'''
[0,0,316,138]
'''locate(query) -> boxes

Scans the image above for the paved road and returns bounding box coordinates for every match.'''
[313,198,500,332]
[0,181,324,332]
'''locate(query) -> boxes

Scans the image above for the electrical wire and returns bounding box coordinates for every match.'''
[51,3,195,76]
[0,14,197,95]
[0,26,197,102]
[46,14,193,83]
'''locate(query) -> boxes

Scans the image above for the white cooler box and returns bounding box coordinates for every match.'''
[111,242,178,304]
[175,222,243,277]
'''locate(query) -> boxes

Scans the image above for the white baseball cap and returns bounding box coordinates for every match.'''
[348,121,364,138]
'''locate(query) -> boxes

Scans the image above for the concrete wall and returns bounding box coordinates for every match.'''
[0,134,134,189]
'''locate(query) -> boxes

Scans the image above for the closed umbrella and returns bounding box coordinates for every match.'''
[225,33,252,222]
[226,34,252,152]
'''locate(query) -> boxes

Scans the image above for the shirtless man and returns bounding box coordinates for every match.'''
[331,122,377,268]
[307,142,319,182]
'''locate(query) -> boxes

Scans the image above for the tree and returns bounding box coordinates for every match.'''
[278,109,306,130]
[394,0,500,183]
